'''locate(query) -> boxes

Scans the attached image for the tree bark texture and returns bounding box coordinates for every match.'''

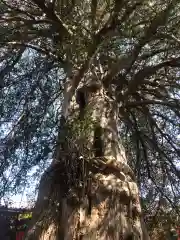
[25,81,149,240]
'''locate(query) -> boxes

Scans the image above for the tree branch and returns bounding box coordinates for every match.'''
[102,2,177,89]
[1,41,66,65]
[124,57,180,97]
[124,99,180,109]
[32,0,71,37]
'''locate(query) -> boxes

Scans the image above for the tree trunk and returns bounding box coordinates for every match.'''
[25,80,149,240]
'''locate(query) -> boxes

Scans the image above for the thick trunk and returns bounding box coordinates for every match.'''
[25,82,149,240]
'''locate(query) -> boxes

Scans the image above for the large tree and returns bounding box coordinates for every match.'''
[0,0,180,239]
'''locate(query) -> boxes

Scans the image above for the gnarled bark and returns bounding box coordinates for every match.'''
[25,82,149,240]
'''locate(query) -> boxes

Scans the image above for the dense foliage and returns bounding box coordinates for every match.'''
[0,0,179,230]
